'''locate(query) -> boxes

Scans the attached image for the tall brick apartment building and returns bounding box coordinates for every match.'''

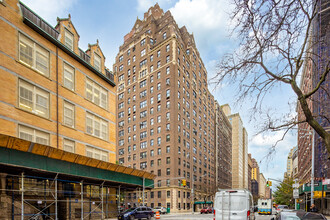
[114,4,232,212]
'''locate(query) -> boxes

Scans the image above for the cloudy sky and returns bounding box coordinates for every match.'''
[22,0,298,185]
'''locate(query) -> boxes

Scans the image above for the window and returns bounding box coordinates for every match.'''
[141,38,146,46]
[157,61,161,68]
[166,44,170,52]
[19,79,49,118]
[166,56,170,63]
[140,100,147,108]
[141,49,146,57]
[86,145,109,161]
[157,137,161,145]
[166,146,170,153]
[86,112,108,141]
[119,55,123,62]
[19,34,50,76]
[163,32,167,39]
[157,50,160,57]
[167,191,170,198]
[18,124,50,145]
[94,53,101,71]
[63,101,75,128]
[140,79,147,88]
[86,78,108,109]
[166,67,170,74]
[64,29,74,50]
[157,72,161,79]
[166,168,170,175]
[140,141,147,149]
[166,89,170,98]
[63,139,75,153]
[63,63,75,90]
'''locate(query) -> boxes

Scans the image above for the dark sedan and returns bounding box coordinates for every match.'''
[118,207,154,220]
[272,210,327,220]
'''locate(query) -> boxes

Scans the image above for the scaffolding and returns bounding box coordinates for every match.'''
[0,172,128,219]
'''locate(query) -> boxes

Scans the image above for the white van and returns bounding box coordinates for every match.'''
[214,189,255,220]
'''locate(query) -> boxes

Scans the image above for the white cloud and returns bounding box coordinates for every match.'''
[137,0,175,12]
[170,0,231,31]
[21,0,78,25]
[169,0,233,55]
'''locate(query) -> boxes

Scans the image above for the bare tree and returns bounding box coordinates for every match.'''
[213,0,330,151]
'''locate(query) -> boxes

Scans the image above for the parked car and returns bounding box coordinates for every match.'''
[272,210,327,220]
[117,206,154,220]
[153,206,167,214]
[276,205,289,213]
[200,207,213,214]
[213,189,255,219]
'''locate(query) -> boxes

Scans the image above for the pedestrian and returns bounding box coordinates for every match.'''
[310,204,318,212]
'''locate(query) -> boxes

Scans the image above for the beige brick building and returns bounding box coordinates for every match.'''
[259,173,266,198]
[0,0,116,161]
[114,4,232,212]
[222,104,249,189]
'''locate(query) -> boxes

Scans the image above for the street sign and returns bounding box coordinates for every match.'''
[323,179,330,185]
[293,183,299,188]
[293,189,299,199]
[306,183,320,187]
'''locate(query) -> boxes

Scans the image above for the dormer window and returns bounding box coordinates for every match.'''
[64,29,74,50]
[94,53,101,71]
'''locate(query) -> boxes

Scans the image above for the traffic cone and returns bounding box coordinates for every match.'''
[155,211,160,219]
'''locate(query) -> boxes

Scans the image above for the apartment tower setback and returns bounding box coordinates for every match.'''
[114,4,232,212]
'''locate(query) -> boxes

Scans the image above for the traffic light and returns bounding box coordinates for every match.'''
[181,179,186,187]
[266,181,272,187]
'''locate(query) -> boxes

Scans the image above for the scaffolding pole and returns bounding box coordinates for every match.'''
[55,177,58,220]
[21,172,24,220]
[101,181,104,219]
[81,181,83,220]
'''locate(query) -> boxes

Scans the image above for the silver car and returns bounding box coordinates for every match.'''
[153,206,167,214]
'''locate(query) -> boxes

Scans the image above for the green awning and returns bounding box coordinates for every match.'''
[194,201,213,204]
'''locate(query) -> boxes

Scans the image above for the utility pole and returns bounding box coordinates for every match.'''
[192,176,194,214]
[142,177,145,206]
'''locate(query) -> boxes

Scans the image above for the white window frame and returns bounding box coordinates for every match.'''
[63,138,75,153]
[86,112,108,141]
[63,62,75,91]
[19,33,50,76]
[18,79,50,118]
[64,29,74,50]
[94,53,101,71]
[86,78,108,109]
[86,145,109,162]
[18,124,50,145]
[63,101,75,128]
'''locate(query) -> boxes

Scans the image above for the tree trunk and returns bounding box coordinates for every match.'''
[291,80,330,154]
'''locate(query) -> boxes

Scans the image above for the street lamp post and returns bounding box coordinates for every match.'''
[311,129,315,205]
[299,128,315,206]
